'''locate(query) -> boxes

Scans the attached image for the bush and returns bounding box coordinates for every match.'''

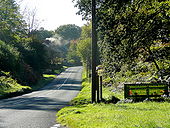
[0,40,20,72]
[0,71,31,96]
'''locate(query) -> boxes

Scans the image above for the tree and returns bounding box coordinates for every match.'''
[75,0,170,81]
[0,40,19,72]
[67,40,81,66]
[55,24,81,41]
[44,34,69,71]
[98,0,170,76]
[29,27,53,41]
[73,0,131,20]
[21,7,41,33]
[0,0,55,85]
[0,0,26,43]
[77,23,92,76]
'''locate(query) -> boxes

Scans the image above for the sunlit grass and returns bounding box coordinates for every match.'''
[57,102,170,128]
[0,84,30,95]
[0,75,31,98]
[57,70,170,128]
[43,74,57,78]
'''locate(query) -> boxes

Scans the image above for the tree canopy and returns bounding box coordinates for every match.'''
[55,24,81,41]
[74,0,170,83]
[77,23,92,75]
[0,0,60,86]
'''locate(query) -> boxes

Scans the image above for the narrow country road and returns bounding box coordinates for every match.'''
[0,66,83,128]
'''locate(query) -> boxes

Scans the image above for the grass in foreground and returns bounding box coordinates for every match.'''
[57,102,170,128]
[57,71,170,128]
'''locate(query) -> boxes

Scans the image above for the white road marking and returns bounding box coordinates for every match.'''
[57,71,72,90]
[50,124,61,128]
[0,69,73,107]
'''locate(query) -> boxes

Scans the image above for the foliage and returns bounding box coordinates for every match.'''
[67,40,81,66]
[44,34,69,70]
[73,0,91,20]
[0,40,20,72]
[74,0,170,84]
[77,23,92,74]
[0,0,63,88]
[77,38,91,65]
[98,0,170,73]
[0,71,31,96]
[29,27,53,41]
[22,38,50,75]
[0,70,59,98]
[55,24,81,41]
[0,0,26,42]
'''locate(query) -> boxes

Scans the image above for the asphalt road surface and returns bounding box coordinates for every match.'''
[0,66,83,128]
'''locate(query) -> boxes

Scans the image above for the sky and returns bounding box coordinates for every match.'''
[17,0,87,30]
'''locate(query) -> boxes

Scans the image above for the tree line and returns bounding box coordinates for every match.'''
[73,0,170,86]
[1,0,169,94]
[0,0,82,91]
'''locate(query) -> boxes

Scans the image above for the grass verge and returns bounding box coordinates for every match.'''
[57,70,170,128]
[57,102,170,128]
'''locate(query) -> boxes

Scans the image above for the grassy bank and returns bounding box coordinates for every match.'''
[57,71,170,128]
[0,73,31,99]
[0,74,56,99]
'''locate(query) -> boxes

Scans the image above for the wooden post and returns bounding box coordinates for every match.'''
[124,84,128,99]
[96,75,100,103]
[165,84,169,96]
[91,0,97,103]
[146,85,149,100]
[100,76,103,101]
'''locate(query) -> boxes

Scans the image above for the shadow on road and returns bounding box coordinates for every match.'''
[0,97,69,111]
[0,67,82,112]
[62,70,78,73]
[59,85,82,91]
[42,77,82,91]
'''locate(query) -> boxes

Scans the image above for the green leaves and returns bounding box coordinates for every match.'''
[77,23,92,68]
[67,40,81,66]
[96,0,170,78]
[0,0,55,85]
[0,40,20,71]
[74,0,170,80]
[55,24,81,41]
[0,71,31,95]
[0,0,25,42]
